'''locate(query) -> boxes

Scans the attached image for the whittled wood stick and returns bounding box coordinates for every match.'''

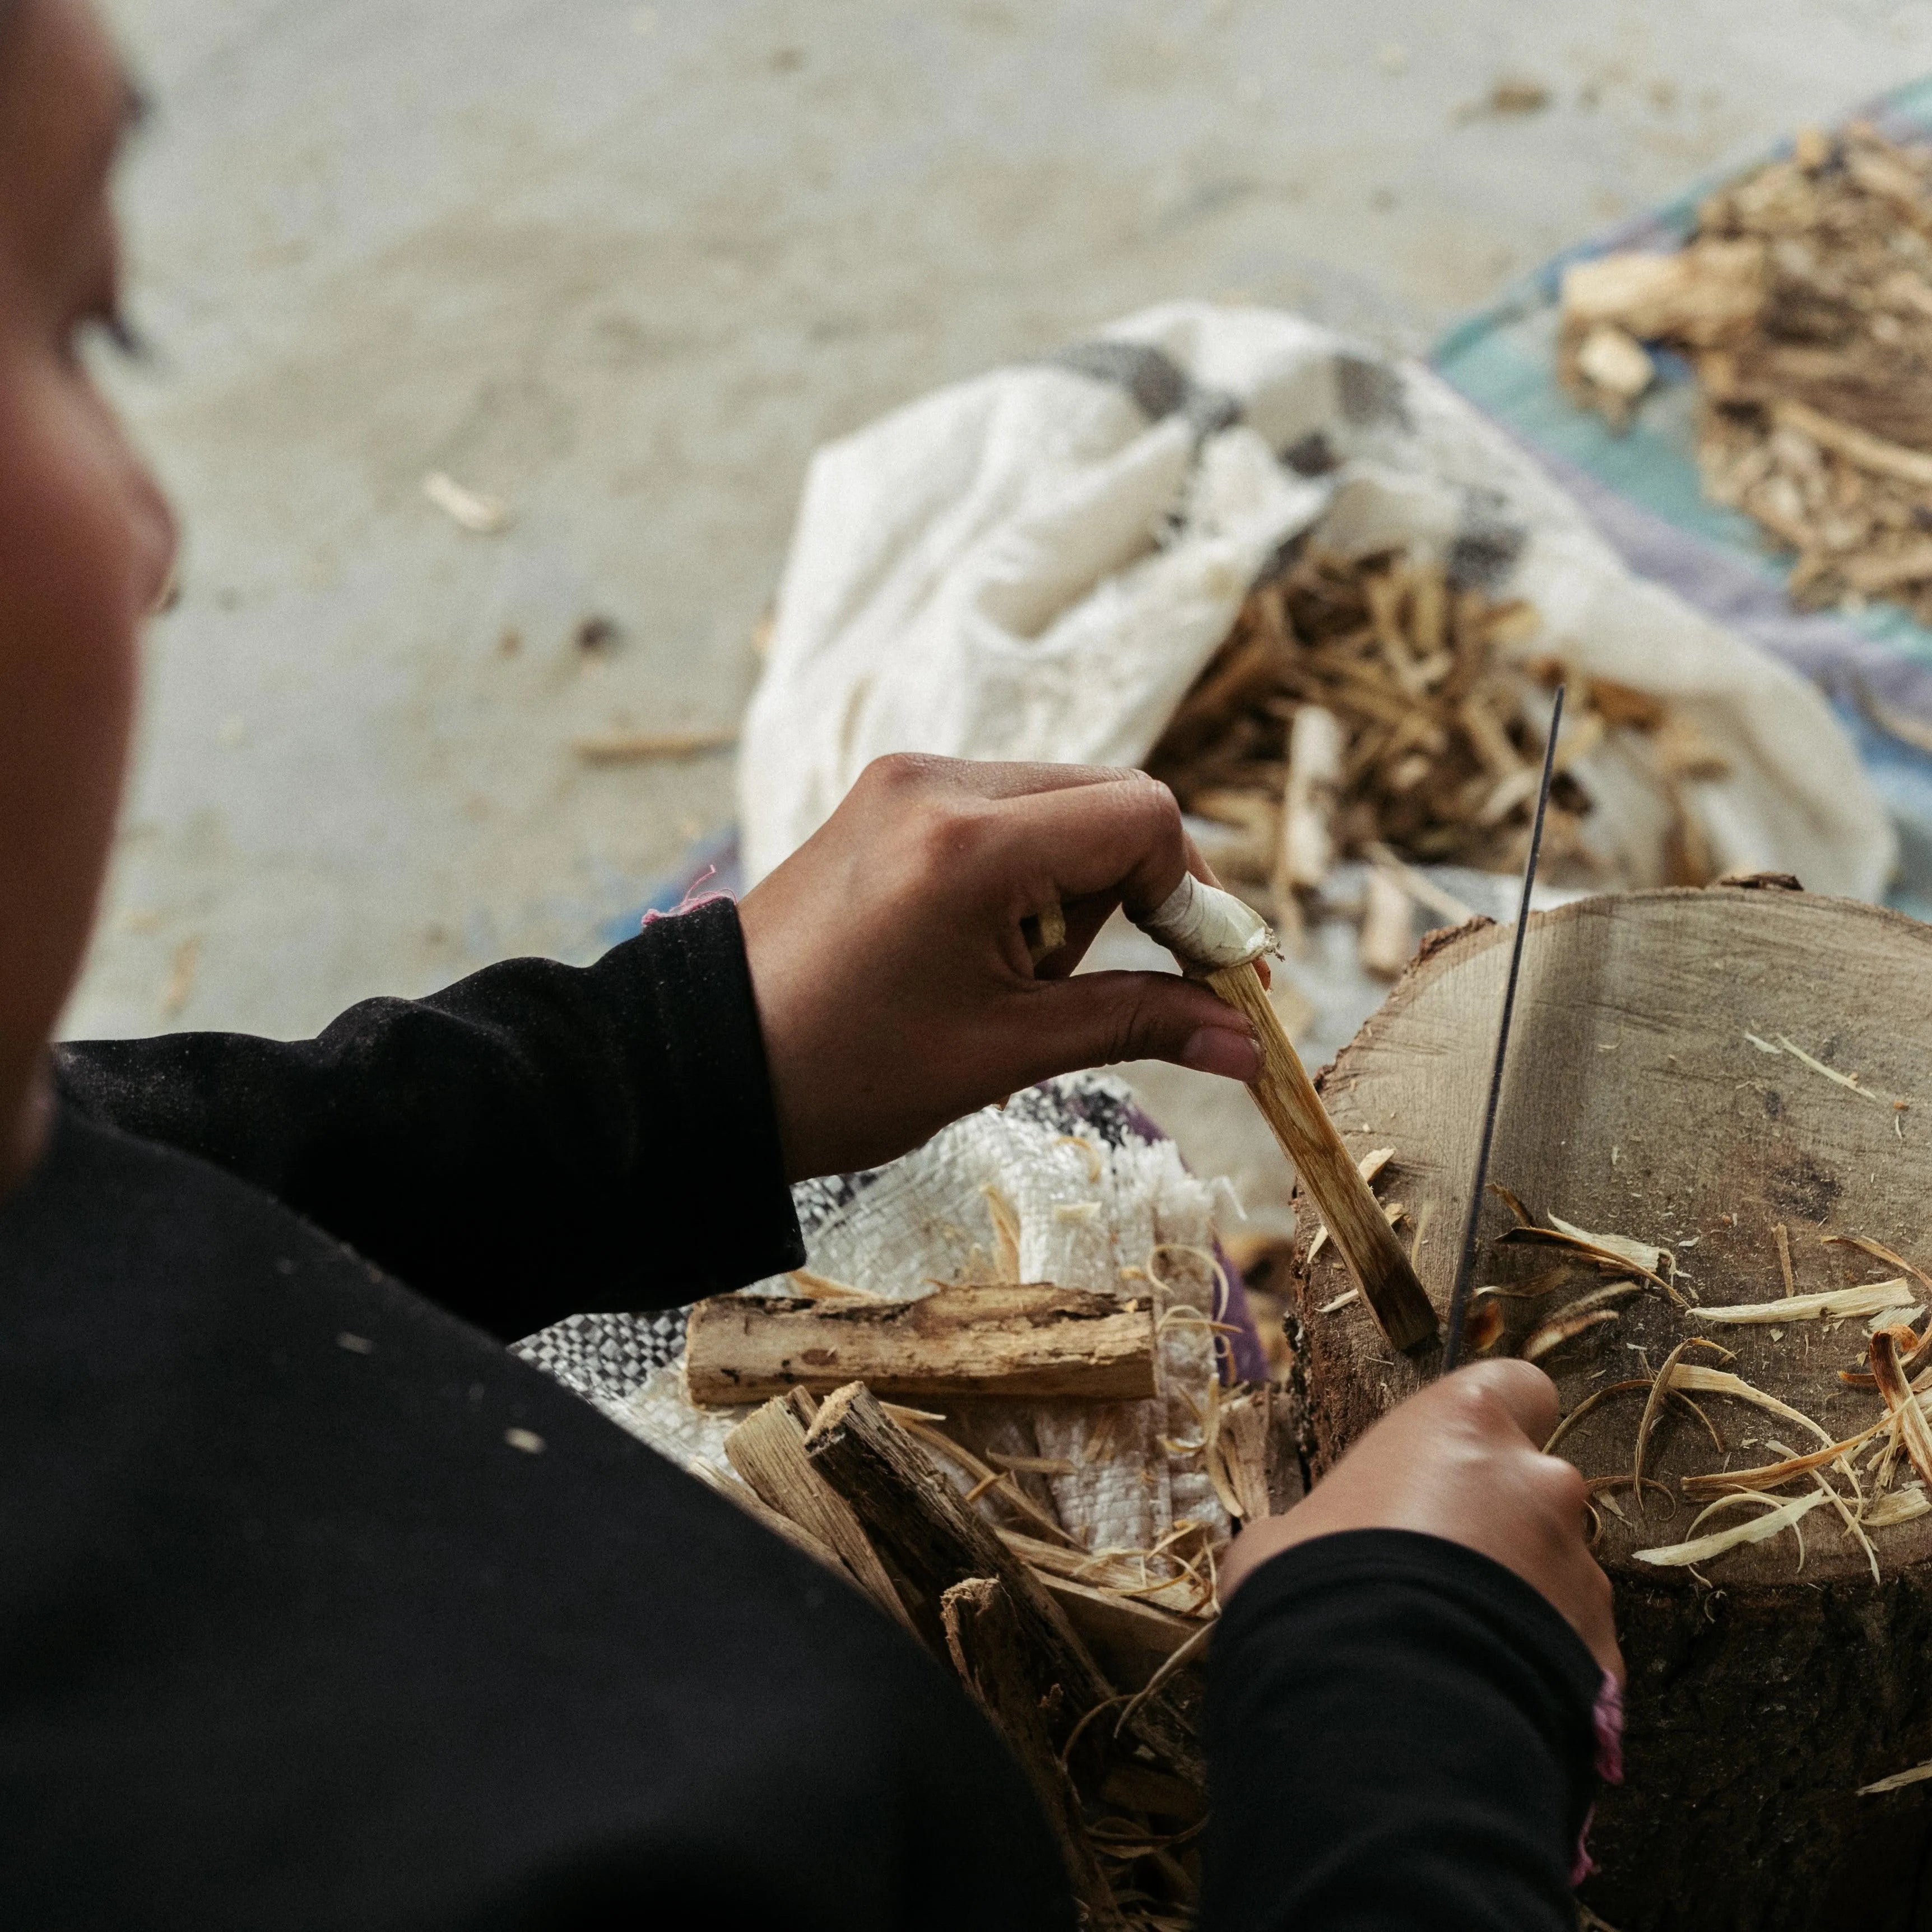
[943,1579,1127,1930]
[804,1382,1204,1781]
[1206,960,1439,1352]
[686,1282,1157,1405]
[723,1399,915,1633]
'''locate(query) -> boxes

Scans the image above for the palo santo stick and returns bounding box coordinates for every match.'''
[941,1578,1127,1930]
[723,1399,915,1633]
[1205,960,1439,1351]
[686,1281,1157,1405]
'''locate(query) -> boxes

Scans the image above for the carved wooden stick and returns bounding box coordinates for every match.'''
[1206,960,1439,1352]
[687,1281,1157,1405]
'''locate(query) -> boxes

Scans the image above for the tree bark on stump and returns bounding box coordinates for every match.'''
[1288,885,1932,1932]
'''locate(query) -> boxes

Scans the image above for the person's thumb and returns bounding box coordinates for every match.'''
[1019,970,1262,1085]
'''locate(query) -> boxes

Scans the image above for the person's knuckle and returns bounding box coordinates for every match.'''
[864,750,941,795]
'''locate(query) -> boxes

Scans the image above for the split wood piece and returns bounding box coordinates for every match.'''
[686,1282,1157,1405]
[942,1578,1127,1930]
[1207,1388,1273,1522]
[1205,959,1438,1352]
[723,1398,915,1633]
[1273,703,1342,903]
[1357,867,1415,979]
[1035,1572,1209,1684]
[1287,884,1932,1932]
[804,1381,1204,1782]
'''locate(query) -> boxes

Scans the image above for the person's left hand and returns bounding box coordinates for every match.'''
[736,754,1263,1181]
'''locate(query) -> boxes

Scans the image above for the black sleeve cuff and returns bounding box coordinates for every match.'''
[1201,1528,1604,1932]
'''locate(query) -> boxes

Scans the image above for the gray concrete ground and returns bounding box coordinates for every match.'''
[73,0,1932,1056]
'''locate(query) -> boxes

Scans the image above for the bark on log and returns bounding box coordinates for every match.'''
[686,1282,1157,1404]
[1290,886,1932,1931]
[803,1381,1203,1782]
[942,1578,1126,1930]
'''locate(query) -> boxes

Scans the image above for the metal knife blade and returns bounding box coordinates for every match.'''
[1439,683,1567,1373]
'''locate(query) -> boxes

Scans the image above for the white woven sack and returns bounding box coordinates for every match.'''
[740,300,1892,900]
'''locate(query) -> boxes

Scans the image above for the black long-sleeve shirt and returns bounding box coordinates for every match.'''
[4,897,1603,1929]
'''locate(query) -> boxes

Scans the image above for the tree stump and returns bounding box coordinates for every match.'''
[1289,885,1932,1932]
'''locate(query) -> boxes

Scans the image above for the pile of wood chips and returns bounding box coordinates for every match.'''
[684,1279,1299,1930]
[1561,122,1932,623]
[1145,545,1719,981]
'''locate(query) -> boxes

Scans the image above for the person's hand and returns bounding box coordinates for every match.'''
[1219,1360,1622,1679]
[736,754,1262,1181]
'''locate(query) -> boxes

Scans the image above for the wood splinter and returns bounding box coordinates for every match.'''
[1206,959,1440,1353]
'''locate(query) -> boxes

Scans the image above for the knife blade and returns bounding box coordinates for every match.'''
[1439,683,1566,1373]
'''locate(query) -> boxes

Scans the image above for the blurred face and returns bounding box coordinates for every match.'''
[0,0,175,1192]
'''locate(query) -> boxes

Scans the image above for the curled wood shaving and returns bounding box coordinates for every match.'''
[1546,1213,1671,1277]
[1870,1325,1932,1492]
[982,1186,1023,1283]
[1634,1490,1830,1568]
[1633,1340,1727,1506]
[1699,1278,1917,1325]
[1496,1225,1681,1301]
[1680,1415,1889,1496]
[1465,1298,1507,1354]
[1668,1362,1829,1445]
[1521,1282,1645,1361]
[1488,1182,1534,1225]
[1544,1378,1652,1455]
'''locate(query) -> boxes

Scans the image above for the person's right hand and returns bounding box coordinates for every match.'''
[1219,1359,1622,1680]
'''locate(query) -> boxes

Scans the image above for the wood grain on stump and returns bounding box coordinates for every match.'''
[1290,886,1932,1932]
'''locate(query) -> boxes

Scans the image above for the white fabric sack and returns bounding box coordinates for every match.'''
[740,301,1893,899]
[611,1076,1236,1560]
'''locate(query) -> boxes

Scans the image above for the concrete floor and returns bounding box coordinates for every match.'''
[71,0,1932,1047]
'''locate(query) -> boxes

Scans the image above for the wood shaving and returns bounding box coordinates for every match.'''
[1699,1278,1917,1325]
[1870,1325,1932,1492]
[1521,1284,1643,1362]
[1743,1031,1888,1105]
[1859,1757,1932,1796]
[1633,1490,1829,1568]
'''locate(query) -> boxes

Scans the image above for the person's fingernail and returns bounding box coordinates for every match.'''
[1181,1025,1260,1082]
